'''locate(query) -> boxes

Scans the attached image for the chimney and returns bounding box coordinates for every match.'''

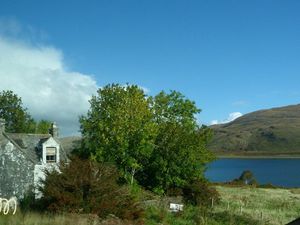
[0,118,5,133]
[49,122,59,138]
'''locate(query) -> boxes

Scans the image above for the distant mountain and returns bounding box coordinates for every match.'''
[59,136,81,155]
[208,104,300,155]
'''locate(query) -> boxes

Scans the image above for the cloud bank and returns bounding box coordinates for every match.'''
[0,36,98,136]
[210,112,243,125]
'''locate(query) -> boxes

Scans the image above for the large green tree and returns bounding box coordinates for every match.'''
[139,91,214,192]
[0,90,36,133]
[0,90,51,134]
[80,84,157,184]
[79,84,214,192]
[35,120,52,134]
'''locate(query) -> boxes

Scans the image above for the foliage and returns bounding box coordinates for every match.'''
[231,170,258,185]
[79,84,157,184]
[0,90,35,133]
[182,180,220,207]
[39,157,144,220]
[0,90,51,134]
[139,91,214,192]
[238,170,257,185]
[35,120,52,134]
[79,84,215,193]
[8,186,300,225]
[18,187,39,213]
[144,204,261,225]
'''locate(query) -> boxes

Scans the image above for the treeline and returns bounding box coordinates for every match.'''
[0,90,51,133]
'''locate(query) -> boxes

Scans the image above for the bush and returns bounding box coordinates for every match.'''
[166,187,183,196]
[182,180,220,207]
[19,187,36,212]
[38,157,144,221]
[231,170,258,186]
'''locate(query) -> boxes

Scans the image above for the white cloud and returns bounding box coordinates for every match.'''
[210,120,219,125]
[210,112,243,125]
[0,35,98,136]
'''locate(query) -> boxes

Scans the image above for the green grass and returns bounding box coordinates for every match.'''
[214,186,300,225]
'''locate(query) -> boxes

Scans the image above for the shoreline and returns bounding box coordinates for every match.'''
[215,152,300,159]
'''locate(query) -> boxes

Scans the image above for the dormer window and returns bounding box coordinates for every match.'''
[46,147,57,163]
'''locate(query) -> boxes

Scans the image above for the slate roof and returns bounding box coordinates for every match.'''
[2,132,68,164]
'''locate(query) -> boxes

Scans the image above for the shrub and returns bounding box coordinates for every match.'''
[39,157,144,220]
[231,170,258,186]
[166,187,183,196]
[182,180,220,207]
[19,187,36,212]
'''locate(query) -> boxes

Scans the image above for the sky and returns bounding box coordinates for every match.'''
[0,0,300,136]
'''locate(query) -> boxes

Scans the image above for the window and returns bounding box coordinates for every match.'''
[46,147,56,163]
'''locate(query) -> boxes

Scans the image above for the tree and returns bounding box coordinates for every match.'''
[238,170,257,185]
[79,84,157,184]
[79,85,215,193]
[0,90,52,134]
[35,120,52,134]
[139,91,214,192]
[0,90,35,133]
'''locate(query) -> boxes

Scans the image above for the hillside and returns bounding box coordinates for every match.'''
[208,104,300,155]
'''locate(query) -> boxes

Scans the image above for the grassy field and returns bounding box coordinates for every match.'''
[1,186,299,225]
[214,186,300,225]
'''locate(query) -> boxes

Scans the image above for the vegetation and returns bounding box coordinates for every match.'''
[214,186,300,225]
[3,186,300,225]
[79,84,214,193]
[209,104,300,155]
[228,170,259,186]
[0,90,51,133]
[38,157,144,221]
[3,86,300,224]
[182,180,220,207]
[79,84,157,186]
[140,91,214,193]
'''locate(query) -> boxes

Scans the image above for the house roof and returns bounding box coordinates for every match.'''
[3,132,68,164]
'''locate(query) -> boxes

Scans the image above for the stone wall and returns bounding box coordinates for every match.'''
[0,136,34,199]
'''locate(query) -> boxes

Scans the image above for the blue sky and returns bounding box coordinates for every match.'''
[0,0,300,135]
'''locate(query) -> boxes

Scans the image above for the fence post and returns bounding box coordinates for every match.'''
[239,200,243,214]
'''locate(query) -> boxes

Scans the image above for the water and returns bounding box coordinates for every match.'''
[205,158,300,187]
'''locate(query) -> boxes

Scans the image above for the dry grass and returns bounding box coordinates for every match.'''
[214,186,300,225]
[0,213,130,225]
[1,213,88,225]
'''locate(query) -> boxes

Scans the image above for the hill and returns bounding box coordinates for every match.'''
[59,136,81,155]
[208,104,300,156]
